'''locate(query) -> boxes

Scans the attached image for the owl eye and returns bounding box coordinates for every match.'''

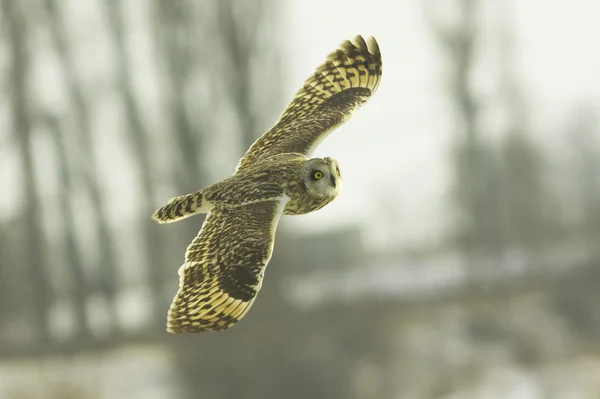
[312,171,324,180]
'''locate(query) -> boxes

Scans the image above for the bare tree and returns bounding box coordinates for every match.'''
[215,0,282,151]
[0,224,11,328]
[44,0,121,331]
[102,0,167,326]
[565,107,600,250]
[44,114,90,337]
[2,0,52,342]
[425,0,503,262]
[497,3,562,256]
[501,133,555,252]
[151,0,205,194]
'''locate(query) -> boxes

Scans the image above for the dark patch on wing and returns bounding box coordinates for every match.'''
[166,199,285,333]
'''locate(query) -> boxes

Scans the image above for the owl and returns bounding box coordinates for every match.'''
[153,35,382,333]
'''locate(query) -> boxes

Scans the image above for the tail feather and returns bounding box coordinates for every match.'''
[152,190,207,223]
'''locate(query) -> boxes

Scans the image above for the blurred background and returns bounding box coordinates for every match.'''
[1,0,600,397]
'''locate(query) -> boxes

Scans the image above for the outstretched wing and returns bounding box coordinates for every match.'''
[235,35,382,172]
[166,197,288,333]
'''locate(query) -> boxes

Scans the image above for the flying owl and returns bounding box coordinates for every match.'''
[153,35,382,333]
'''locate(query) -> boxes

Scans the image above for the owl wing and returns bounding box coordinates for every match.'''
[166,197,288,333]
[235,35,382,172]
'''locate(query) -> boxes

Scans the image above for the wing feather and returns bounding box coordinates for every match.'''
[166,197,288,333]
[235,35,382,172]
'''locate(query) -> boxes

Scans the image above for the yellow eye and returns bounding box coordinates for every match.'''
[313,171,324,180]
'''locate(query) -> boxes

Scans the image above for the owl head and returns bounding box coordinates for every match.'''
[303,157,342,198]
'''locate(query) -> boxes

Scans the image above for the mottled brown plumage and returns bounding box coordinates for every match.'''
[167,200,285,333]
[153,35,382,333]
[153,154,339,224]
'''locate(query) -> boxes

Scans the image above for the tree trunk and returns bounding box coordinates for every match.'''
[3,0,52,343]
[44,0,120,332]
[45,114,91,338]
[103,0,168,327]
[151,0,204,193]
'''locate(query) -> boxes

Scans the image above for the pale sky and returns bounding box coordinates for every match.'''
[283,0,600,247]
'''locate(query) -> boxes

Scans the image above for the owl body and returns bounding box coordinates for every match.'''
[153,35,382,333]
[219,154,341,215]
[154,154,341,223]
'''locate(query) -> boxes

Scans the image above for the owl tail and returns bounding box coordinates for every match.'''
[152,190,207,223]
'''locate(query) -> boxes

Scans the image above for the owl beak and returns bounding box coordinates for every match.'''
[330,175,336,188]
